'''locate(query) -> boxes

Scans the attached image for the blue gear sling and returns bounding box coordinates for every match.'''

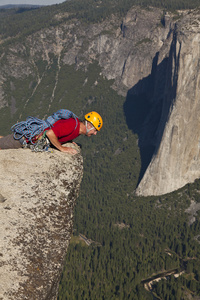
[11,109,78,145]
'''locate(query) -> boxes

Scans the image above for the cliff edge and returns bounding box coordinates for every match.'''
[0,145,83,299]
[0,6,199,197]
[136,9,200,196]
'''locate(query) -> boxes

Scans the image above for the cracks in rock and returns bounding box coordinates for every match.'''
[19,29,64,119]
[47,28,63,113]
[19,60,46,120]
[18,41,51,120]
[121,58,127,79]
[121,51,131,79]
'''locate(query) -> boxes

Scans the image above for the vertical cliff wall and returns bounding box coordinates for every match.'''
[0,6,199,198]
[0,145,83,299]
[136,11,200,196]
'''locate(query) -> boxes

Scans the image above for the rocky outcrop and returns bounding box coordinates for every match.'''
[0,6,200,197]
[0,145,83,299]
[0,6,174,110]
[136,10,200,196]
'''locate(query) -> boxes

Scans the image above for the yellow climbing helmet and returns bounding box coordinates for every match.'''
[85,111,103,131]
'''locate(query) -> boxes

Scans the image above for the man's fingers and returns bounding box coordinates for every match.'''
[62,147,78,155]
[70,149,78,155]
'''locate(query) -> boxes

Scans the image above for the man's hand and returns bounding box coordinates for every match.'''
[46,129,78,155]
[72,141,78,147]
[60,146,78,155]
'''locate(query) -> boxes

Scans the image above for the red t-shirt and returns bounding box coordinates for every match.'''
[51,118,80,144]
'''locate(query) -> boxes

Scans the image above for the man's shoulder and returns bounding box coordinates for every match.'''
[54,118,79,126]
[51,117,80,138]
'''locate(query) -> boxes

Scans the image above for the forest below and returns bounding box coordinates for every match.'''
[56,64,200,300]
[0,0,199,299]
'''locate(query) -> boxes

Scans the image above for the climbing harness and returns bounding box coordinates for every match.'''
[11,109,78,151]
[29,131,52,153]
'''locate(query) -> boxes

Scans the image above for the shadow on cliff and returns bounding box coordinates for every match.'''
[124,36,180,185]
[124,88,156,185]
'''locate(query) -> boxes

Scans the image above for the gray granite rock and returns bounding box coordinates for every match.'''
[0,144,83,299]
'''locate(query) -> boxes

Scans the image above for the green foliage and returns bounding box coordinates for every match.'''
[0,1,200,299]
[135,38,152,46]
[58,179,200,299]
[1,54,200,300]
[0,0,199,46]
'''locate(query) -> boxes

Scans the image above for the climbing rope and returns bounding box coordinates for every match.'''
[11,109,78,144]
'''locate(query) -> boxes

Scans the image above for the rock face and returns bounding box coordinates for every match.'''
[136,10,200,196]
[0,7,174,109]
[0,6,200,196]
[0,145,83,299]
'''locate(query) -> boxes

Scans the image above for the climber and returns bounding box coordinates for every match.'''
[0,111,103,155]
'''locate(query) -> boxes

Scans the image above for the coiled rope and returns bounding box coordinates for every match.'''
[11,109,78,144]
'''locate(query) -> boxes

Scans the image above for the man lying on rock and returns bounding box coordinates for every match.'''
[0,110,103,155]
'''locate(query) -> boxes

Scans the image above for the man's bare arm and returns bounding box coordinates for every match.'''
[46,129,77,154]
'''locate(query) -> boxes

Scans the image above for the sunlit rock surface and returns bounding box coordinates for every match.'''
[136,11,200,196]
[0,145,83,299]
[0,6,200,197]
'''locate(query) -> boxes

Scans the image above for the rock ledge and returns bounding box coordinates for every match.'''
[0,145,83,300]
